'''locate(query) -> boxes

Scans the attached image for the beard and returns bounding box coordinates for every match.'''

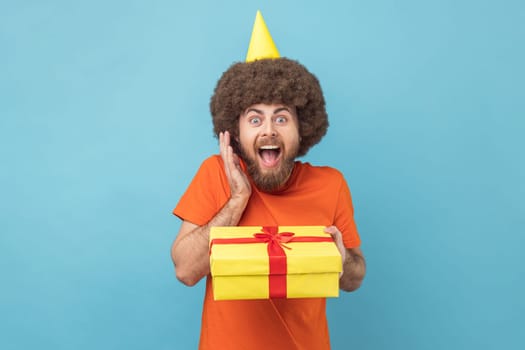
[238,141,299,192]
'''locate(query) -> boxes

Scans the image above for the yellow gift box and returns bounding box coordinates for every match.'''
[209,226,342,301]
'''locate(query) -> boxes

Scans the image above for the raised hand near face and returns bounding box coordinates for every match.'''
[219,131,252,205]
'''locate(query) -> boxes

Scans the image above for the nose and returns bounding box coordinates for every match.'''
[260,119,277,137]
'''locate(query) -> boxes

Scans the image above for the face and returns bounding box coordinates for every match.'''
[237,103,300,192]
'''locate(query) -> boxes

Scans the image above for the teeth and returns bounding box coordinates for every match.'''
[259,145,279,150]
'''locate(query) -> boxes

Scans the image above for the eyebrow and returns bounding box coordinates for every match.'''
[244,107,291,115]
[245,108,263,115]
[273,107,291,114]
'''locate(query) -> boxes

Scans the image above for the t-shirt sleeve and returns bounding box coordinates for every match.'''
[335,175,361,249]
[173,156,229,226]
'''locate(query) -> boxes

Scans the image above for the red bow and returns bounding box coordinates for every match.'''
[254,226,294,250]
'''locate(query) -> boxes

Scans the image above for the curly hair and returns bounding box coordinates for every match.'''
[210,58,328,157]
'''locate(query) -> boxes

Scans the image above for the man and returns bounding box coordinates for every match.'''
[171,12,365,350]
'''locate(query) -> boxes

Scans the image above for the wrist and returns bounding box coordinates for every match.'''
[224,196,248,223]
[229,193,249,209]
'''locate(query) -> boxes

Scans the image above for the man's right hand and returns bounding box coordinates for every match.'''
[172,132,252,286]
[219,131,252,204]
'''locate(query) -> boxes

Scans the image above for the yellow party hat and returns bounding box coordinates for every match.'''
[245,10,280,62]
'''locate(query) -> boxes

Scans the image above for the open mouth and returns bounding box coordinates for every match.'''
[258,145,282,168]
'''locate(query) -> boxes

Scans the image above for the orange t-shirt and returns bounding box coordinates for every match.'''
[174,155,361,350]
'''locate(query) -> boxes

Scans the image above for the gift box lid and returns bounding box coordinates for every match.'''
[209,226,342,277]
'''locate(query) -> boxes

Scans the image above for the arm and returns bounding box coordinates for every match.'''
[171,198,247,286]
[171,131,251,286]
[340,247,366,291]
[325,226,366,292]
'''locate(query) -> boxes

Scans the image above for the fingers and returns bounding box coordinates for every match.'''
[324,226,337,234]
[324,226,340,240]
[219,131,244,183]
[219,131,252,201]
[219,131,234,179]
[324,226,341,247]
[325,226,344,248]
[231,151,241,168]
[219,131,228,161]
[324,226,347,263]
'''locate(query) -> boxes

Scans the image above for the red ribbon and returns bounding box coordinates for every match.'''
[210,226,334,298]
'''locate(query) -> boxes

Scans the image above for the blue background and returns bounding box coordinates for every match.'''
[1,1,524,349]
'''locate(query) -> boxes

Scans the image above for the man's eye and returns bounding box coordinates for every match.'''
[249,117,261,125]
[275,116,287,123]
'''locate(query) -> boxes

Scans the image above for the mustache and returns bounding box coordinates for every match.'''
[256,138,284,148]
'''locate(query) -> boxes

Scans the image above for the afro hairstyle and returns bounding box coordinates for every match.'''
[210,57,328,157]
